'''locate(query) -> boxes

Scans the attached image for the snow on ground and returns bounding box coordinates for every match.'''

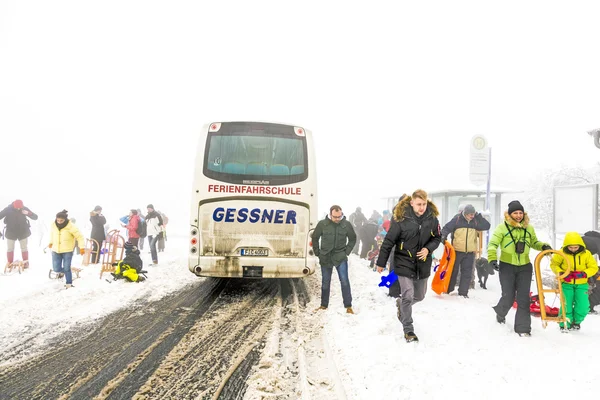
[0,234,196,366]
[286,254,600,399]
[3,232,599,399]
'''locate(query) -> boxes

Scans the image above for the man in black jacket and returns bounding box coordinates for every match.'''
[312,205,357,314]
[376,190,442,342]
[0,199,38,268]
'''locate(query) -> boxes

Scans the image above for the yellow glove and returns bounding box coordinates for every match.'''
[80,248,86,255]
[48,243,53,249]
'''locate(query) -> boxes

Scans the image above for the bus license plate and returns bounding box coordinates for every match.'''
[241,248,268,256]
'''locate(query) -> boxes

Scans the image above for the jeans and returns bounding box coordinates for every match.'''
[148,235,159,263]
[52,251,74,284]
[320,260,352,308]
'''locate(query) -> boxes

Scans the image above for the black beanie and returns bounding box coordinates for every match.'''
[508,200,524,214]
[56,209,68,219]
[147,204,154,210]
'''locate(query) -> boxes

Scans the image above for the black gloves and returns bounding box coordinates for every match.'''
[541,245,552,251]
[490,260,499,271]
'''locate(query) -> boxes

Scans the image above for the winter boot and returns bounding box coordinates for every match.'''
[571,323,581,330]
[405,332,419,342]
[346,307,354,314]
[517,332,532,337]
[7,251,14,264]
[560,325,569,333]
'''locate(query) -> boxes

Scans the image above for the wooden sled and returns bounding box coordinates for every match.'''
[82,238,101,266]
[100,230,126,279]
[431,241,456,295]
[4,260,27,274]
[48,267,81,280]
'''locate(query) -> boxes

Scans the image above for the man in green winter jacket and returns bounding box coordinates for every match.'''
[312,205,357,314]
[487,200,551,336]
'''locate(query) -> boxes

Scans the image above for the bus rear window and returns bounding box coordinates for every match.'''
[204,134,308,185]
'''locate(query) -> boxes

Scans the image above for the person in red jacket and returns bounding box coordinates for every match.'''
[123,209,141,247]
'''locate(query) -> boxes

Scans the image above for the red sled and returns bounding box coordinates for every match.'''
[512,293,559,317]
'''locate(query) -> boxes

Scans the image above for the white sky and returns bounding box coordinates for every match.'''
[1,1,600,225]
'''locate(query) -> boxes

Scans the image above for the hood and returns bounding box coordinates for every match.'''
[393,197,439,222]
[503,211,530,228]
[562,231,586,250]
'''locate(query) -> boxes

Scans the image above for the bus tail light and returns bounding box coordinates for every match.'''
[191,238,198,245]
[209,123,222,132]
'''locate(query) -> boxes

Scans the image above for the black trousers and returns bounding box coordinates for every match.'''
[493,262,532,334]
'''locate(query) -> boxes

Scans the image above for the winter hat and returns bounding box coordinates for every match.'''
[56,209,68,219]
[124,241,138,253]
[147,204,154,210]
[463,204,476,215]
[508,200,524,215]
[12,199,24,209]
[94,205,102,212]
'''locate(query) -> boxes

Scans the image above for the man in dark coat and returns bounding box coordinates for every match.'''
[312,205,357,314]
[0,199,38,267]
[90,205,106,264]
[376,190,442,342]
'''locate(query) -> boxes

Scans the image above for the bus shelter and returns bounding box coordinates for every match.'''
[384,186,520,255]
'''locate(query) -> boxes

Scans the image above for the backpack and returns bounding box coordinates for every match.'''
[136,218,147,238]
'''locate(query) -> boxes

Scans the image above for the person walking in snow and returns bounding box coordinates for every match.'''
[550,232,599,331]
[48,210,86,289]
[376,190,442,342]
[89,205,106,264]
[136,209,145,250]
[441,204,491,298]
[348,207,366,255]
[487,200,551,337]
[0,199,38,268]
[312,205,357,314]
[145,204,164,265]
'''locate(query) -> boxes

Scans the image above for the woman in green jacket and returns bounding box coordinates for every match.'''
[550,232,599,331]
[487,200,551,336]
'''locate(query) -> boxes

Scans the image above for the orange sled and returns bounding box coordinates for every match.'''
[431,241,456,295]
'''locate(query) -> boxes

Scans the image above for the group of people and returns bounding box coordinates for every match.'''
[1,200,167,289]
[311,190,600,342]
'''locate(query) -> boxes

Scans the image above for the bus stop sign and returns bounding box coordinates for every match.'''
[470,135,489,186]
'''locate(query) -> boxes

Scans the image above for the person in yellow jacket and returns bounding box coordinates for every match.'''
[550,231,599,331]
[48,209,86,289]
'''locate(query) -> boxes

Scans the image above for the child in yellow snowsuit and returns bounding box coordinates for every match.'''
[550,232,599,331]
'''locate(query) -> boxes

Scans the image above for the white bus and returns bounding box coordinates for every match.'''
[189,121,319,278]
